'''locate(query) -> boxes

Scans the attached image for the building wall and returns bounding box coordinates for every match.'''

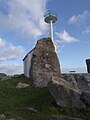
[86,59,90,73]
[23,50,34,78]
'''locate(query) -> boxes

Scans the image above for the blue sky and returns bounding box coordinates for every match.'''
[0,0,90,75]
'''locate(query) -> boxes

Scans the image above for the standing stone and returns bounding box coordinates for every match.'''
[30,37,61,87]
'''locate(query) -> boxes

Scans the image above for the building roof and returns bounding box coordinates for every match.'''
[86,59,90,64]
[23,48,35,61]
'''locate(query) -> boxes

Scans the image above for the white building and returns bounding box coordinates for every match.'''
[23,48,34,78]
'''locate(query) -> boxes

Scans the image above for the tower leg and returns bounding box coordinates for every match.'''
[50,21,54,42]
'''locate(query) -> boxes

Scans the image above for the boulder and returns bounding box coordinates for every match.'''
[0,73,7,78]
[62,74,79,90]
[0,114,5,120]
[84,74,90,89]
[80,92,90,107]
[45,115,85,120]
[48,76,85,109]
[28,107,38,112]
[62,73,90,107]
[1,76,11,81]
[7,118,16,120]
[16,82,29,89]
[62,74,90,92]
[0,73,11,81]
[30,38,61,87]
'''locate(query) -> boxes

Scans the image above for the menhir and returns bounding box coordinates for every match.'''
[30,37,61,87]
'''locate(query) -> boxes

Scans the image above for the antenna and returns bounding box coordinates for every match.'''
[44,10,57,41]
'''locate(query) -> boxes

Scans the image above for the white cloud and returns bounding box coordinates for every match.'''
[0,64,23,75]
[68,11,90,25]
[83,26,90,34]
[0,38,5,47]
[0,38,25,75]
[55,30,79,43]
[0,41,25,62]
[0,0,48,39]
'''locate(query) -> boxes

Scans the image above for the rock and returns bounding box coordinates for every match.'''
[0,73,11,81]
[0,73,7,78]
[62,73,90,107]
[16,82,29,88]
[1,76,11,81]
[80,92,90,107]
[48,76,85,109]
[84,74,90,89]
[62,74,90,92]
[14,74,20,77]
[62,74,78,90]
[30,37,61,87]
[0,114,5,120]
[48,74,90,109]
[74,74,90,92]
[45,115,85,120]
[28,107,38,112]
[7,118,16,120]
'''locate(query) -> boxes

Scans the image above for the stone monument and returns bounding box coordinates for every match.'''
[30,37,61,87]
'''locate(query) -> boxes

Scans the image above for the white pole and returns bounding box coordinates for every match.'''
[50,21,53,42]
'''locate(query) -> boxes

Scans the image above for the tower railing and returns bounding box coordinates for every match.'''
[44,10,57,19]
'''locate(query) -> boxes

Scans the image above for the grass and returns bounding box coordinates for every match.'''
[0,75,58,120]
[0,75,90,120]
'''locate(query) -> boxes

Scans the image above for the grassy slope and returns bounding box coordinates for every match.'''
[0,75,90,120]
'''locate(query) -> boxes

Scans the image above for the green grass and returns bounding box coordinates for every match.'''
[0,75,58,120]
[0,75,90,120]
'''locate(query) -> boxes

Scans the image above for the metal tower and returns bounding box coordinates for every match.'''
[44,10,57,41]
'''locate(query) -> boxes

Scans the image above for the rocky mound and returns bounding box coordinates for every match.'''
[48,74,90,109]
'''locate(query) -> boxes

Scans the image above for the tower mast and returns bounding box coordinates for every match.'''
[44,10,57,41]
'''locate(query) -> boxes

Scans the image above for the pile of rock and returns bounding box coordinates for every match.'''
[48,74,90,109]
